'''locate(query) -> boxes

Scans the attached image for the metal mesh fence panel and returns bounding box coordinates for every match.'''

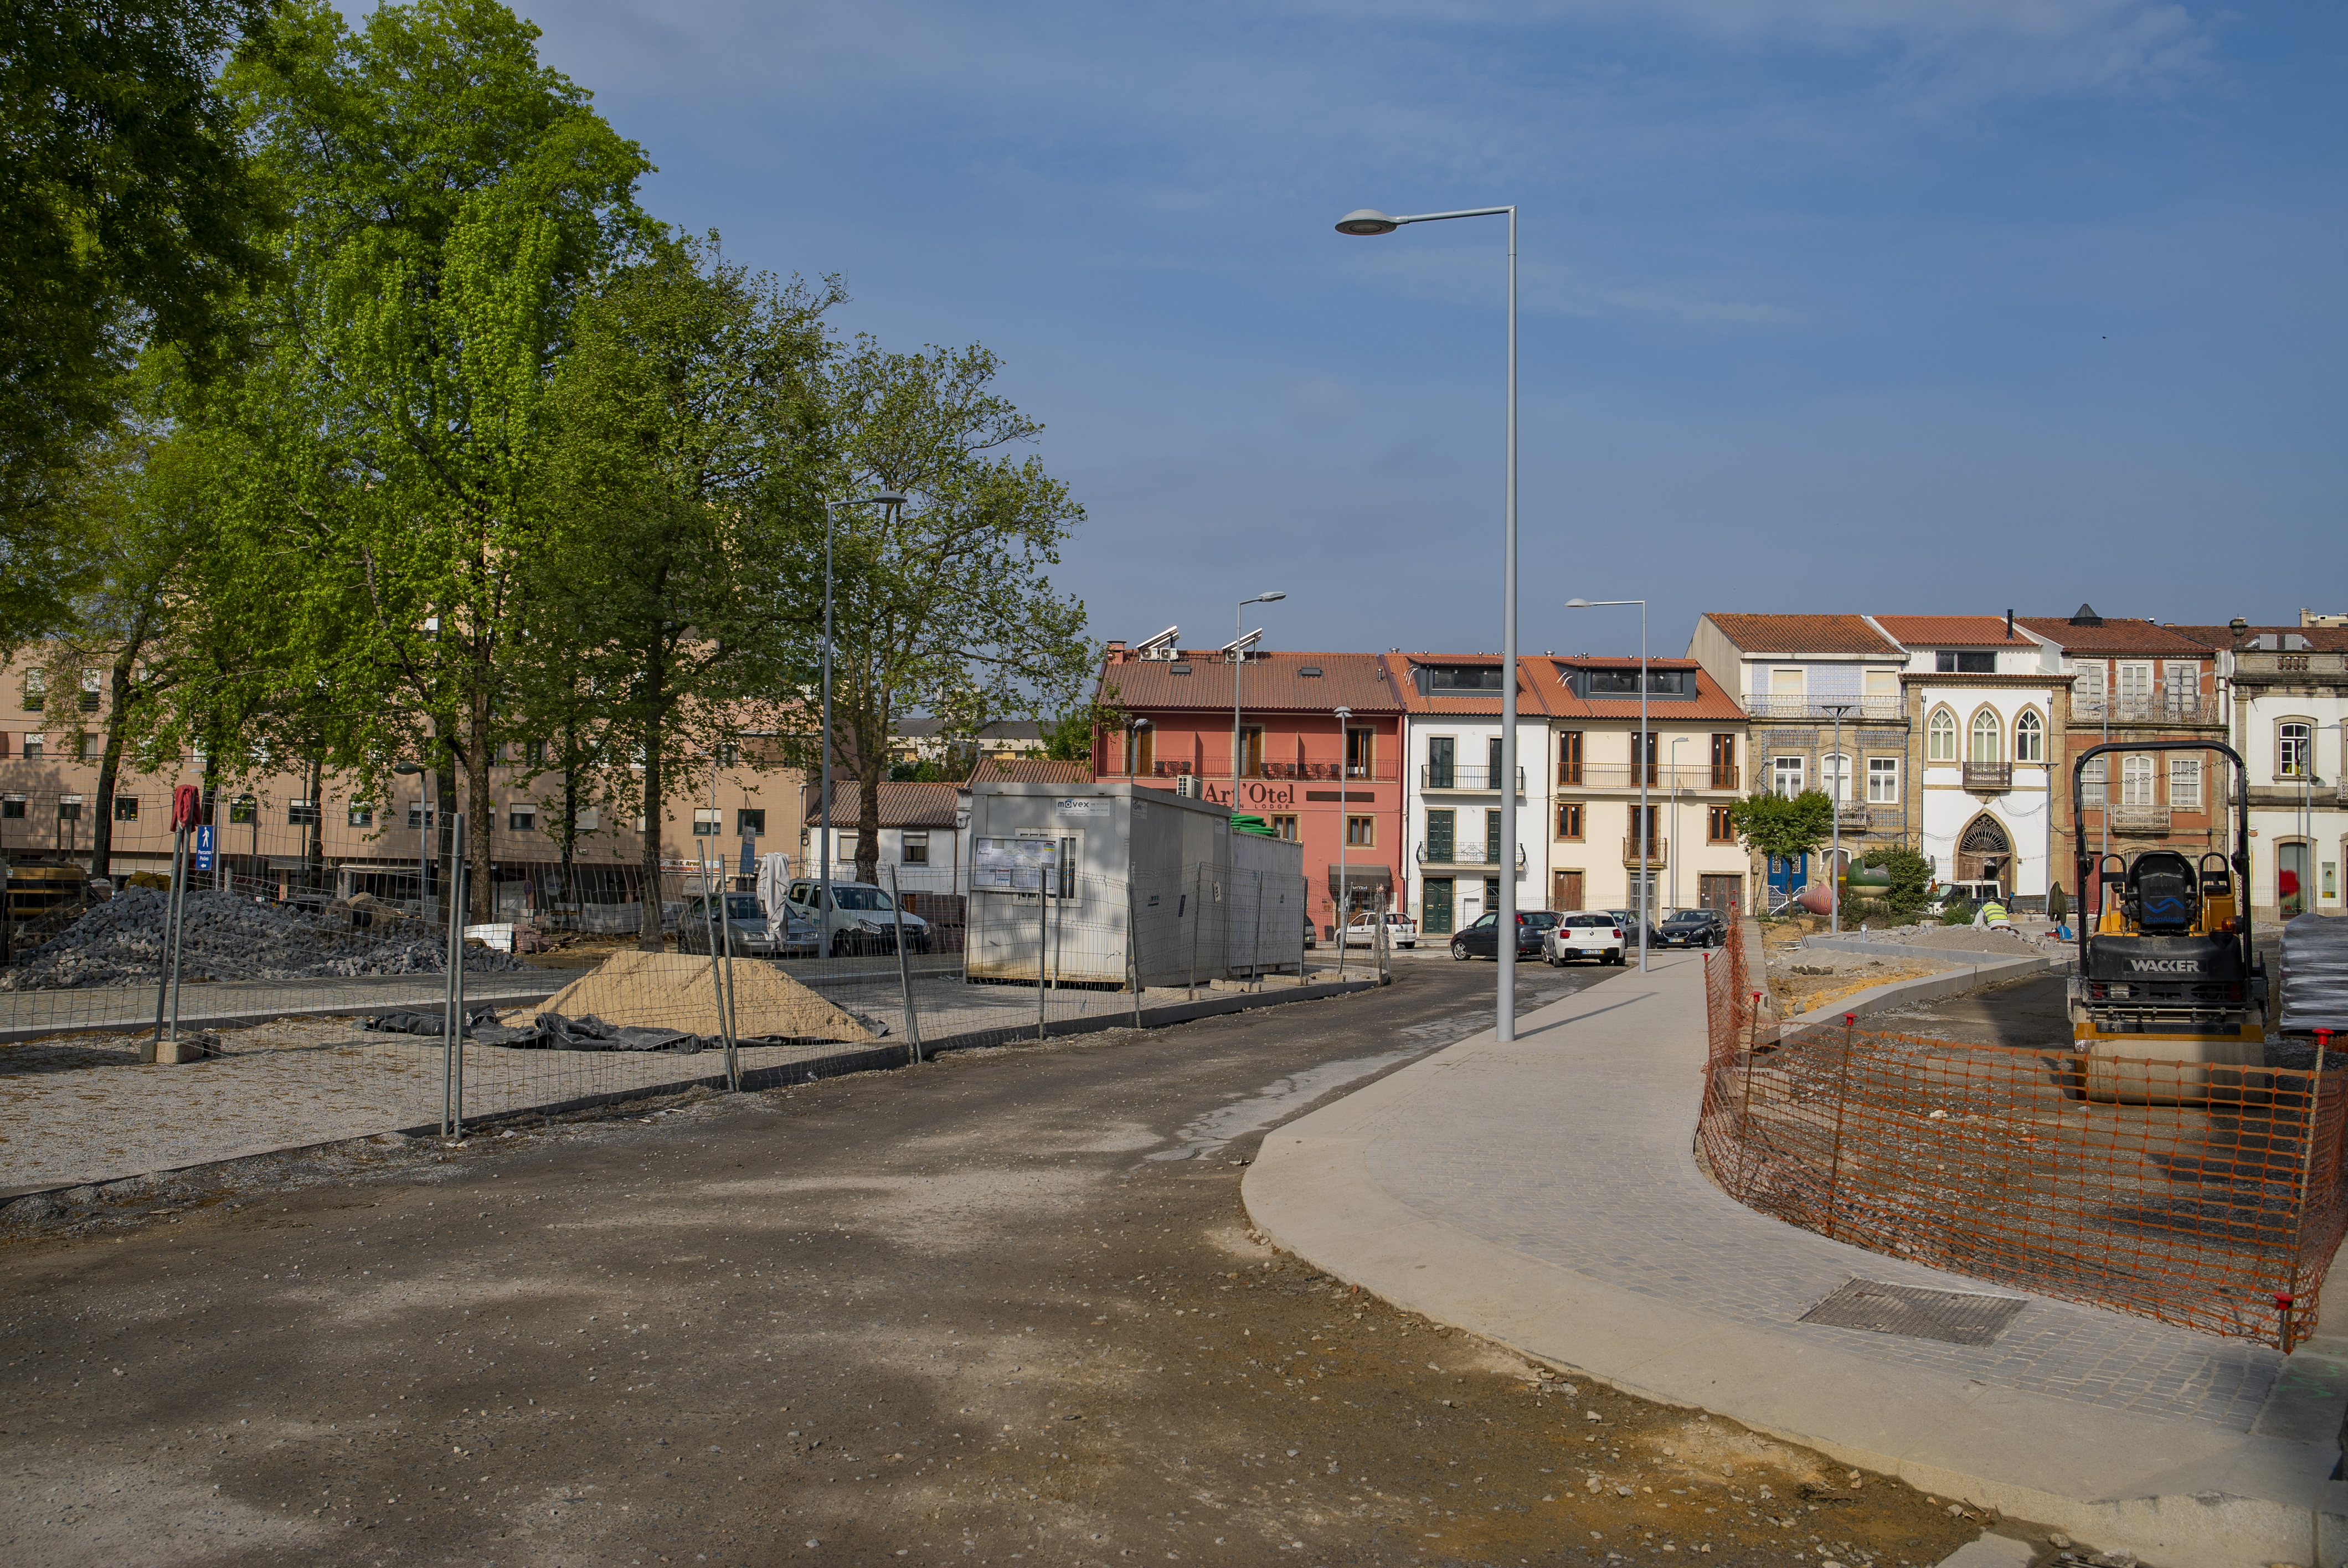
[1697,935,2348,1350]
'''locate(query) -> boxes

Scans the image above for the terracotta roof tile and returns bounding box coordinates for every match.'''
[797,780,960,828]
[1871,615,2033,647]
[1523,656,1748,721]
[2165,623,2348,653]
[2015,617,2212,656]
[967,757,1094,785]
[1701,613,1902,656]
[1099,649,1401,714]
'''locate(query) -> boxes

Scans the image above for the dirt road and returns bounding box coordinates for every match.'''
[2,956,1991,1566]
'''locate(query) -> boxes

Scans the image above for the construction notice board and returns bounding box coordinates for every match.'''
[972,836,1057,892]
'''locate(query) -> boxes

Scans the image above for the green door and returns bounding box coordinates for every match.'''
[1485,808,1503,864]
[1423,877,1455,936]
[1426,808,1455,863]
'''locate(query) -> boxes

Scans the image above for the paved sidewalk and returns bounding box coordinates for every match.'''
[1244,948,2348,1568]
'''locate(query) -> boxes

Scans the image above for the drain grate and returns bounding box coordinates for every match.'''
[1798,1277,2027,1345]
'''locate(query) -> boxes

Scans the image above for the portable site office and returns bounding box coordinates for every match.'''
[964,781,1307,987]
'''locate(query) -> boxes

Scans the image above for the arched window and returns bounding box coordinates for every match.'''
[1969,709,2001,765]
[2121,755,2156,807]
[2014,709,2044,763]
[1927,707,1956,762]
[1821,752,1851,802]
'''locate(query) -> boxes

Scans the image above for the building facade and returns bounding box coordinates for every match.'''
[1688,613,1911,906]
[1872,616,2063,905]
[2169,622,2348,922]
[1091,642,1404,937]
[1521,654,1749,917]
[2015,608,2223,913]
[1378,653,1548,937]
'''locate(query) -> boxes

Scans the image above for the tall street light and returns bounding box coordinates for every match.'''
[1232,590,1286,794]
[1337,203,1520,1038]
[1567,598,1647,971]
[821,493,905,943]
[1822,702,1854,935]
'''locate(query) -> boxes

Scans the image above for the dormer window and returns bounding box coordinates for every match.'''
[1935,651,1995,674]
[1418,665,1504,693]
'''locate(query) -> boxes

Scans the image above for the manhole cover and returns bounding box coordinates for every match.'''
[1798,1278,2027,1345]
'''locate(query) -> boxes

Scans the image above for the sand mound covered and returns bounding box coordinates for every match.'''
[529,950,872,1044]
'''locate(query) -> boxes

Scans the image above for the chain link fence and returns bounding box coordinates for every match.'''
[1,842,1376,1198]
[1698,929,2348,1350]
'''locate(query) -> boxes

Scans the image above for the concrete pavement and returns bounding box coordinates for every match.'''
[1243,946,2348,1568]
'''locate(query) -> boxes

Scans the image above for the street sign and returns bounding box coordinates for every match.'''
[193,824,215,871]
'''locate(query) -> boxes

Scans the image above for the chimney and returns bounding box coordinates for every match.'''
[1105,639,1127,664]
[2005,608,2014,640]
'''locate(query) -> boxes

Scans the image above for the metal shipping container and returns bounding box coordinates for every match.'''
[964,781,1305,987]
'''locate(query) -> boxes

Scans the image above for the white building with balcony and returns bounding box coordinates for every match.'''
[2169,621,2348,922]
[1380,653,1549,938]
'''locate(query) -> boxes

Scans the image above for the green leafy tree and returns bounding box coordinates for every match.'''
[800,342,1093,887]
[218,0,652,917]
[524,238,836,947]
[1858,845,1933,917]
[0,0,275,639]
[1729,788,1835,864]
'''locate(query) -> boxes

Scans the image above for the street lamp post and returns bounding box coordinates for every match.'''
[1567,599,1648,971]
[820,493,905,948]
[1669,735,1689,918]
[1337,202,1519,1037]
[1335,704,1352,979]
[1822,702,1853,935]
[1232,591,1287,796]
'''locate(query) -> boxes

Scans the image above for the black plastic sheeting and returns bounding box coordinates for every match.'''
[2280,914,2348,1035]
[358,1008,810,1054]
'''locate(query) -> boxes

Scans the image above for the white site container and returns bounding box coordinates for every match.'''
[963,781,1305,987]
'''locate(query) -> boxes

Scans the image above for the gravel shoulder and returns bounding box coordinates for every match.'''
[2,959,1994,1568]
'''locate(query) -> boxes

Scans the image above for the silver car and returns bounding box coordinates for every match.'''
[677,891,819,957]
[783,879,932,957]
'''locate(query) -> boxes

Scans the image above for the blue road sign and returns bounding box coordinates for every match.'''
[193,824,215,871]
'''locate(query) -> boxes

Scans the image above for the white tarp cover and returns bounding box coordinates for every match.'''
[2280,913,2348,1035]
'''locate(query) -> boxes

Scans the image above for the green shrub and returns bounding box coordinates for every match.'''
[1857,846,1933,916]
[1939,899,1976,926]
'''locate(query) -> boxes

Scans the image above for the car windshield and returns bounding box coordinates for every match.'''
[832,886,895,912]
[725,894,762,920]
[1521,911,1558,926]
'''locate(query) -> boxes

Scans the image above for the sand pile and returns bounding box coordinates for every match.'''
[529,950,872,1044]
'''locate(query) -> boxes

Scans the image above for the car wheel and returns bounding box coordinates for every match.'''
[1606,948,1622,966]
[1450,939,1471,961]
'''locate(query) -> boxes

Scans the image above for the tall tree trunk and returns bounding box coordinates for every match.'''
[636,664,666,951]
[561,716,579,927]
[467,680,497,922]
[89,620,152,881]
[854,699,883,887]
[304,755,323,883]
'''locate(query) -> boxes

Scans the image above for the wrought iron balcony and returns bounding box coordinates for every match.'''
[1961,762,2012,792]
[1559,765,1739,791]
[1416,842,1526,869]
[1419,765,1526,792]
[1146,759,1398,782]
[1621,835,1668,868]
[1741,696,1905,721]
[1832,801,1872,828]
[2071,697,2222,724]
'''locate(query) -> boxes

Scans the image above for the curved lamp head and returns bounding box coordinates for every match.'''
[1250,590,1288,605]
[1334,706,1352,721]
[867,492,907,506]
[393,763,423,776]
[1564,597,1592,608]
[1335,209,1400,236]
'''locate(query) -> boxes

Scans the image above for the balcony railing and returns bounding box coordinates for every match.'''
[2236,651,2346,678]
[1621,836,1668,868]
[2110,806,2172,836]
[2072,698,2222,725]
[1961,762,2012,792]
[1742,696,1905,721]
[1415,842,1526,868]
[1419,765,1525,792]
[1833,801,1872,828]
[1558,765,1740,792]
[1144,760,1398,782]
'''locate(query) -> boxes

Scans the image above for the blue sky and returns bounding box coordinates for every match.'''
[503,0,2343,660]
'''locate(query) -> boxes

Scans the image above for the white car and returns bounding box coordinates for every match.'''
[783,878,932,957]
[1544,911,1627,967]
[1343,911,1417,949]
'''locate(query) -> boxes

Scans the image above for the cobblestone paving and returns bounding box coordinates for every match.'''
[1359,951,2283,1432]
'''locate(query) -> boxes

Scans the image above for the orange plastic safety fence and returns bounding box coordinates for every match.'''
[1699,944,2348,1350]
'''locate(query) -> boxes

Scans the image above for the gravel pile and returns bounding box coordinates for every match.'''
[0,888,532,990]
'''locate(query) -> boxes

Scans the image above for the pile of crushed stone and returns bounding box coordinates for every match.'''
[0,888,532,990]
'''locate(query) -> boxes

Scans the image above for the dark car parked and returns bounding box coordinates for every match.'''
[1449,909,1555,961]
[1657,907,1728,948]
